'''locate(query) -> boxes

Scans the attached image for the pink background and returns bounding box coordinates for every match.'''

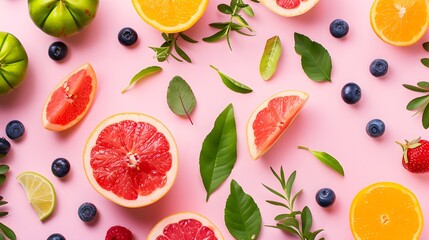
[1,0,429,239]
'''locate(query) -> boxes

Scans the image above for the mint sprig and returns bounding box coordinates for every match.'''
[403,81,429,129]
[263,167,324,240]
[0,197,15,240]
[150,32,197,63]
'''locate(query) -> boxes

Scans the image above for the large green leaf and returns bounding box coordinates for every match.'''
[166,76,197,124]
[294,32,332,82]
[0,223,15,240]
[200,104,237,201]
[121,66,162,93]
[259,36,282,80]
[225,180,262,240]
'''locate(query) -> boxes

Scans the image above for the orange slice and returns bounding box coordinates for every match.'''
[350,182,424,240]
[131,0,208,33]
[370,0,429,46]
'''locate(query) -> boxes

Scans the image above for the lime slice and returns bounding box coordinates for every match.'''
[17,171,56,221]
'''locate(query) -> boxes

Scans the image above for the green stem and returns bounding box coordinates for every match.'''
[297,146,310,151]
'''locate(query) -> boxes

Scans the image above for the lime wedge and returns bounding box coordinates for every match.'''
[17,171,56,221]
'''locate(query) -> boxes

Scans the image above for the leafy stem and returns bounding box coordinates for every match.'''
[0,197,15,240]
[403,81,429,129]
[150,32,197,63]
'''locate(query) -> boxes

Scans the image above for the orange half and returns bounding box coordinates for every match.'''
[370,0,429,46]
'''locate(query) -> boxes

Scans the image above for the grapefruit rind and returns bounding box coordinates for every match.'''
[42,63,97,132]
[83,112,179,208]
[350,182,424,240]
[146,212,224,240]
[246,90,309,160]
[259,0,320,17]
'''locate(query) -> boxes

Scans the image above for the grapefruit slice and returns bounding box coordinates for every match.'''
[147,212,224,240]
[42,63,97,131]
[247,90,309,160]
[83,112,178,208]
[260,0,320,17]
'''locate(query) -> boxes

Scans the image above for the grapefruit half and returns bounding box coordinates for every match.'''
[247,90,309,160]
[147,212,224,240]
[42,63,97,131]
[260,0,320,17]
[83,112,178,208]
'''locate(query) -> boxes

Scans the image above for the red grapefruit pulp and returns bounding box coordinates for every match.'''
[247,90,309,160]
[42,63,97,131]
[260,0,320,17]
[147,212,224,240]
[83,113,178,208]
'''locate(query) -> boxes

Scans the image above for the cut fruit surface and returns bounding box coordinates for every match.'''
[132,0,208,33]
[42,63,97,131]
[147,212,224,240]
[370,0,429,46]
[83,112,178,208]
[247,90,308,160]
[260,0,320,17]
[350,182,424,240]
[17,171,56,221]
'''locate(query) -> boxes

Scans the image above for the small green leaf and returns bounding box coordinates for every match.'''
[0,175,6,186]
[421,58,429,68]
[203,27,229,43]
[178,32,198,43]
[422,103,429,129]
[294,32,332,82]
[403,84,429,92]
[167,76,197,124]
[301,206,313,234]
[225,180,262,240]
[406,95,429,110]
[262,184,287,200]
[0,165,9,175]
[210,65,253,93]
[310,229,324,240]
[268,224,300,235]
[242,4,254,17]
[285,170,296,200]
[417,81,429,88]
[121,66,162,93]
[0,212,7,217]
[174,42,192,63]
[200,104,237,201]
[260,36,282,81]
[266,200,290,209]
[0,223,15,240]
[209,22,230,29]
[291,189,303,209]
[149,46,170,62]
[298,146,345,176]
[233,15,253,31]
[423,42,429,52]
[217,3,233,14]
[274,212,300,221]
[0,201,7,206]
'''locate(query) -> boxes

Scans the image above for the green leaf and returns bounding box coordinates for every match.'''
[209,22,230,29]
[279,217,299,229]
[0,175,6,186]
[310,229,324,240]
[403,84,429,92]
[268,224,300,235]
[298,146,345,176]
[167,76,196,124]
[301,206,313,234]
[242,4,254,17]
[406,95,429,110]
[274,212,300,221]
[149,46,170,62]
[200,104,237,201]
[210,65,253,93]
[225,180,262,240]
[0,223,15,240]
[294,32,332,82]
[218,3,233,14]
[424,42,429,52]
[285,170,296,200]
[0,233,5,240]
[0,166,9,175]
[259,36,282,81]
[203,27,229,43]
[0,212,7,217]
[178,32,198,43]
[233,15,253,31]
[422,103,429,129]
[421,58,429,68]
[291,189,303,209]
[262,184,287,201]
[121,66,162,93]
[266,200,290,209]
[417,81,429,88]
[174,42,192,63]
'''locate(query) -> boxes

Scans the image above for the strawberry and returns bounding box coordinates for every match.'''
[105,225,133,240]
[397,137,429,173]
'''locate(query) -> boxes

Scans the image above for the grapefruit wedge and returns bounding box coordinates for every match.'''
[260,0,320,17]
[42,63,97,131]
[147,212,224,240]
[247,90,309,160]
[83,112,178,208]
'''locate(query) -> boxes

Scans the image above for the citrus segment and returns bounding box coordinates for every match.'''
[147,212,224,240]
[370,0,429,46]
[350,182,423,240]
[132,0,208,33]
[42,63,97,131]
[247,90,308,160]
[83,113,178,208]
[260,0,320,17]
[17,171,56,221]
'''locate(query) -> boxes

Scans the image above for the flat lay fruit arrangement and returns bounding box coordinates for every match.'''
[2,0,429,239]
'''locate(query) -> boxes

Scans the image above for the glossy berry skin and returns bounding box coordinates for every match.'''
[341,82,361,104]
[47,233,66,240]
[51,158,70,178]
[366,119,385,138]
[118,27,138,46]
[0,138,11,158]
[316,188,336,208]
[369,59,388,77]
[330,19,349,38]
[6,120,25,140]
[78,202,97,222]
[399,138,429,173]
[105,225,133,240]
[48,41,68,61]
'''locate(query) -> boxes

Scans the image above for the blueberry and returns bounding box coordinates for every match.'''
[47,233,66,240]
[329,19,349,38]
[78,202,97,222]
[48,41,68,61]
[51,158,70,178]
[118,27,138,46]
[369,59,388,77]
[341,82,361,104]
[0,138,10,158]
[316,188,336,208]
[6,120,25,140]
[366,119,385,138]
